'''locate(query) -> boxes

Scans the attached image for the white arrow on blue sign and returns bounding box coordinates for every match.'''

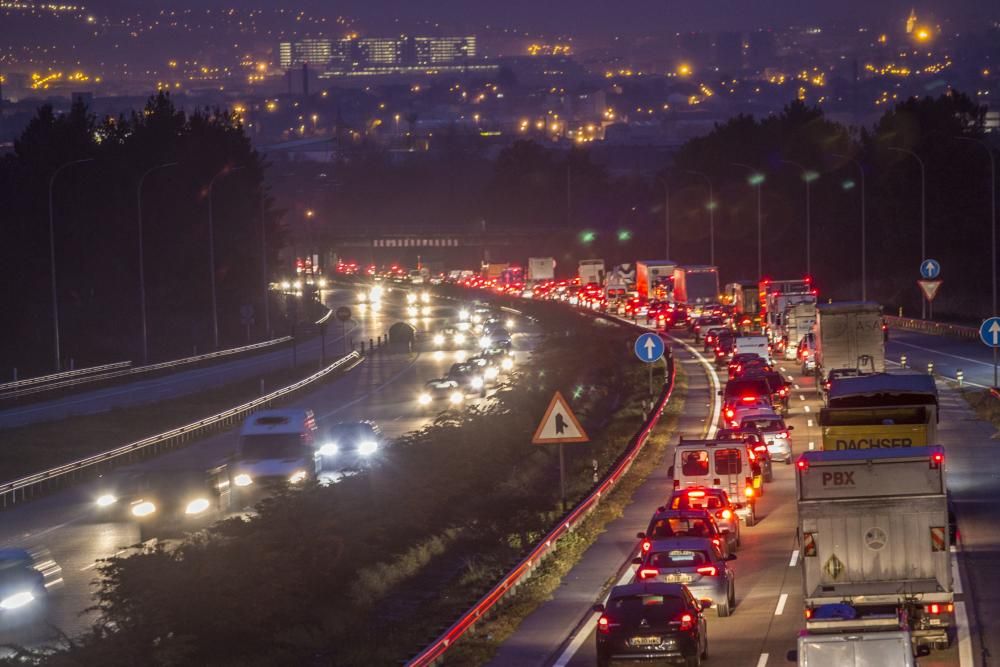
[634,332,665,363]
[980,318,1000,348]
[920,259,941,280]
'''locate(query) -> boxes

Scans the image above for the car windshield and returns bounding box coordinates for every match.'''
[680,450,709,476]
[648,517,714,538]
[743,418,784,431]
[607,594,686,624]
[240,433,307,460]
[649,549,710,567]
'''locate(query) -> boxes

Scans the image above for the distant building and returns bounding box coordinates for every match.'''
[279,38,334,69]
[277,36,484,77]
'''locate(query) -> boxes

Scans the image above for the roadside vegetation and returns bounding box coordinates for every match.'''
[0,296,665,666]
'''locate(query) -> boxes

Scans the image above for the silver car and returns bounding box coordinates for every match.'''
[738,413,794,463]
[634,537,737,617]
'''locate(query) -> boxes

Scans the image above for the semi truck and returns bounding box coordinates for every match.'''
[795,446,953,651]
[820,372,939,450]
[673,265,719,313]
[781,301,817,360]
[813,302,885,383]
[635,260,677,300]
[578,259,605,286]
[527,257,555,283]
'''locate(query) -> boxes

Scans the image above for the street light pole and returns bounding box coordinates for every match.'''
[733,163,764,280]
[955,135,997,385]
[260,195,271,339]
[889,147,927,318]
[48,157,94,371]
[781,160,819,277]
[685,170,715,265]
[207,165,245,350]
[833,154,867,301]
[137,161,178,365]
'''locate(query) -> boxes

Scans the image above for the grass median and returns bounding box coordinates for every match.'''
[0,357,336,482]
[1,297,675,667]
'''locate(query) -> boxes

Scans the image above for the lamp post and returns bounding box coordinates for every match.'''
[889,147,928,318]
[685,170,715,265]
[207,165,245,349]
[137,161,178,365]
[833,154,867,301]
[955,135,997,385]
[260,195,271,339]
[732,163,765,280]
[781,160,819,277]
[48,157,94,371]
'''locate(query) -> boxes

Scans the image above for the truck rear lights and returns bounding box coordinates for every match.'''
[930,452,944,469]
[744,486,755,498]
[796,457,809,472]
[641,539,651,553]
[716,509,733,520]
[687,490,706,497]
[925,603,953,614]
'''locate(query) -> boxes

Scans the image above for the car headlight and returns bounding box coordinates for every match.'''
[407,293,418,304]
[358,440,378,456]
[458,309,470,321]
[449,391,463,405]
[233,473,253,487]
[479,336,492,349]
[295,280,303,290]
[471,376,484,390]
[185,498,210,515]
[288,470,308,484]
[407,306,418,317]
[0,592,35,611]
[471,314,482,324]
[420,292,431,303]
[501,357,514,371]
[454,333,466,345]
[281,280,292,290]
[457,321,470,331]
[370,286,384,301]
[433,334,445,346]
[505,318,515,329]
[421,306,432,316]
[131,501,156,517]
[418,393,432,406]
[319,442,339,456]
[317,278,327,288]
[96,494,117,508]
[485,366,499,380]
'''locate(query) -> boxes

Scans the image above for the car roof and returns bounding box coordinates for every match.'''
[651,508,712,519]
[609,581,689,598]
[648,537,716,550]
[0,548,33,564]
[739,411,781,422]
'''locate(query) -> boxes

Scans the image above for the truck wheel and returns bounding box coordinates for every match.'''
[745,506,756,527]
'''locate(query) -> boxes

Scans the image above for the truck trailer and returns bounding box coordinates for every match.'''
[813,302,885,383]
[635,260,677,300]
[673,265,719,314]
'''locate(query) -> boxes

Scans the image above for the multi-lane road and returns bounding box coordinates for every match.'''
[491,322,992,667]
[0,285,535,653]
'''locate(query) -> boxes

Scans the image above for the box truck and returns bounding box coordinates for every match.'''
[578,259,605,286]
[673,265,719,313]
[635,260,677,300]
[813,302,885,383]
[527,257,555,283]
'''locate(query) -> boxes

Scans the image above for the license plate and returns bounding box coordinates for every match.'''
[630,636,661,647]
[665,573,693,583]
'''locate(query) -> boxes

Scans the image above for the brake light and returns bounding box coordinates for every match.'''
[778,431,789,439]
[598,615,611,633]
[735,365,742,373]
[687,490,705,497]
[754,445,767,454]
[925,603,953,615]
[638,568,659,579]
[717,509,733,520]
[779,387,788,396]
[724,408,735,420]
[696,565,718,576]
[804,608,813,620]
[747,448,756,462]
[931,452,944,468]
[744,485,755,498]
[741,395,757,403]
[796,458,809,472]
[711,538,721,547]
[677,612,695,632]
[641,539,651,553]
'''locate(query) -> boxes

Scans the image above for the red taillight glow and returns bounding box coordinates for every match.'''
[641,540,651,553]
[598,615,610,633]
[639,568,659,579]
[804,608,813,620]
[724,408,735,419]
[677,612,694,631]
[711,538,721,547]
[779,387,788,396]
[687,490,706,497]
[744,486,755,498]
[778,431,789,439]
[796,458,809,471]
[741,395,757,403]
[927,603,941,615]
[696,565,718,576]
[932,452,944,467]
[717,509,733,520]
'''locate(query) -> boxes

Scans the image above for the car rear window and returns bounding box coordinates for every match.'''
[670,494,722,510]
[714,448,743,474]
[648,518,715,539]
[725,379,770,397]
[649,550,710,567]
[742,418,783,431]
[608,594,686,623]
[679,450,710,476]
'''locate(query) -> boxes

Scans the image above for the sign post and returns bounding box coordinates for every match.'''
[532,391,589,510]
[979,317,1000,387]
[634,332,666,395]
[919,260,941,320]
[336,307,351,356]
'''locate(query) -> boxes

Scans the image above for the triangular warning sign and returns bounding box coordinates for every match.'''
[918,279,942,302]
[532,391,589,444]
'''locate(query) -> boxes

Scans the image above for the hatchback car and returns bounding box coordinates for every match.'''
[418,378,464,409]
[737,413,794,463]
[320,421,383,466]
[634,537,737,617]
[638,508,731,556]
[594,581,708,667]
[664,487,741,550]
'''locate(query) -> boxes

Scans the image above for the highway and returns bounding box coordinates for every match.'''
[0,286,363,429]
[491,322,978,667]
[0,286,536,653]
[887,328,999,388]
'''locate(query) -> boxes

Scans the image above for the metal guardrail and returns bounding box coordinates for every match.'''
[0,361,132,393]
[0,351,362,509]
[406,332,676,666]
[885,315,978,341]
[0,337,293,401]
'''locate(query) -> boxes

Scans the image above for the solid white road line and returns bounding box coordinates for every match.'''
[789,550,799,567]
[554,563,637,667]
[669,335,721,439]
[956,601,973,667]
[756,653,769,667]
[807,419,814,427]
[803,405,811,413]
[952,553,963,595]
[774,593,788,616]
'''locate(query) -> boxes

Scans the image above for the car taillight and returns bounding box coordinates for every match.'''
[796,458,809,471]
[747,448,756,462]
[711,538,721,547]
[638,568,659,579]
[598,615,611,633]
[716,509,733,520]
[741,395,757,403]
[641,539,651,553]
[778,431,789,439]
[696,565,718,576]
[754,445,767,455]
[779,387,788,396]
[931,452,944,468]
[724,408,735,419]
[687,490,706,497]
[677,612,695,632]
[804,608,813,620]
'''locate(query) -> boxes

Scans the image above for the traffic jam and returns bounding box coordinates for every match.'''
[453,258,953,666]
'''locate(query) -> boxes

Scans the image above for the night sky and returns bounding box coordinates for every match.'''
[86,0,996,33]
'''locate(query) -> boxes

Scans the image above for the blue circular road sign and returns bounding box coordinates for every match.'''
[920,259,941,280]
[980,318,1000,348]
[635,332,665,363]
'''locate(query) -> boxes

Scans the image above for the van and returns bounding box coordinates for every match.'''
[733,334,771,364]
[670,438,759,526]
[234,409,320,487]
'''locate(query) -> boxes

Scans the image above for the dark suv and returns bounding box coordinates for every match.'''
[594,581,708,667]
